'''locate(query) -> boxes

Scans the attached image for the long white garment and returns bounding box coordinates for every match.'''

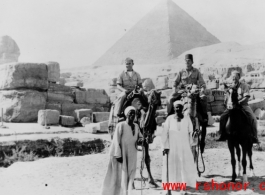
[101,121,142,195]
[161,115,197,188]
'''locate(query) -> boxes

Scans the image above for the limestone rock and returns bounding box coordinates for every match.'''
[0,90,47,122]
[84,123,99,134]
[92,112,110,123]
[211,90,225,101]
[208,101,225,115]
[75,109,92,122]
[249,99,265,112]
[155,76,168,90]
[0,35,20,65]
[0,62,48,90]
[75,89,110,105]
[61,72,71,78]
[254,108,261,119]
[60,115,76,127]
[48,83,73,103]
[61,103,92,120]
[65,81,83,87]
[45,102,62,114]
[97,121,109,133]
[59,78,66,85]
[46,61,60,82]
[80,117,91,127]
[38,110,60,126]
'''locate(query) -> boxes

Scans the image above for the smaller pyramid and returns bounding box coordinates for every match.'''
[92,0,220,66]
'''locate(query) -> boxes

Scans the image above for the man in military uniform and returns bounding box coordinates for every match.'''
[217,70,260,144]
[114,57,144,117]
[167,54,208,153]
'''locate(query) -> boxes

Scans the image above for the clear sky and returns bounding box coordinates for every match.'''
[1,0,265,69]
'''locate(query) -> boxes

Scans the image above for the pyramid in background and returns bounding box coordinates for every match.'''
[92,0,220,67]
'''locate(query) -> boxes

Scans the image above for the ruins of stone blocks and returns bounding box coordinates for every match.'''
[0,62,111,124]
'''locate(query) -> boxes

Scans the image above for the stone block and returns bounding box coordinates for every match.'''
[75,109,93,122]
[155,76,169,90]
[98,121,109,133]
[47,61,60,82]
[0,62,48,90]
[60,115,76,127]
[65,81,84,87]
[75,88,110,105]
[92,112,110,122]
[45,102,62,114]
[84,123,100,134]
[80,117,91,127]
[48,83,73,103]
[61,103,91,120]
[0,89,47,122]
[38,109,60,126]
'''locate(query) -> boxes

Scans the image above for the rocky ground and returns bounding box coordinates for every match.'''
[0,124,265,195]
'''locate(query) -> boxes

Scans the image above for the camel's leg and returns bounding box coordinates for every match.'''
[248,142,255,177]
[235,145,241,176]
[144,143,158,188]
[242,144,248,183]
[228,139,237,182]
[200,122,207,154]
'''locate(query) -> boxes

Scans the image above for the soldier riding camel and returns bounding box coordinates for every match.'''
[167,54,208,153]
[114,57,146,118]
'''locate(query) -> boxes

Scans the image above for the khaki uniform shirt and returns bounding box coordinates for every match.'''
[117,70,142,91]
[173,67,206,89]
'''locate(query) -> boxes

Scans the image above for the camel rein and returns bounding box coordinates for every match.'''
[195,128,205,177]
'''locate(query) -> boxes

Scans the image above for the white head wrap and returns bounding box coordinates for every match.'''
[173,100,183,107]
[124,106,136,116]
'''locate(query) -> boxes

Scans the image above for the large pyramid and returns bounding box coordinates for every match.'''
[92,0,220,67]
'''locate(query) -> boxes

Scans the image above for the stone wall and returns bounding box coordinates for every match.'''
[0,62,111,122]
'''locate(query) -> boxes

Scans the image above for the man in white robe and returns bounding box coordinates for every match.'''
[101,106,143,195]
[161,101,197,192]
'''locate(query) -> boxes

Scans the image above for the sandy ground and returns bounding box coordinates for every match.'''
[0,128,265,195]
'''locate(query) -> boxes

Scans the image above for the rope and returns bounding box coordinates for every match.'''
[140,127,146,194]
[196,130,205,177]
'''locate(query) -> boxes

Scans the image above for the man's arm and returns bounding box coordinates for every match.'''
[173,72,181,93]
[197,70,206,91]
[117,72,128,93]
[238,83,250,105]
[136,73,143,89]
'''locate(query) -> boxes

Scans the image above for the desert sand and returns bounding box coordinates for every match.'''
[0,125,265,195]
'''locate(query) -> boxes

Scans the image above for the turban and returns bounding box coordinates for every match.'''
[185,54,193,62]
[124,106,136,116]
[125,57,134,64]
[173,100,183,107]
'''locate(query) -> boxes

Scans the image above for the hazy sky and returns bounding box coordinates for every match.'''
[1,0,265,69]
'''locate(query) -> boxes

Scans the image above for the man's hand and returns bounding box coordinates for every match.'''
[163,149,169,156]
[125,90,131,95]
[116,157,123,163]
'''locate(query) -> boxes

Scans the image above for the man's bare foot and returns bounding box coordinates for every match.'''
[149,180,159,188]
